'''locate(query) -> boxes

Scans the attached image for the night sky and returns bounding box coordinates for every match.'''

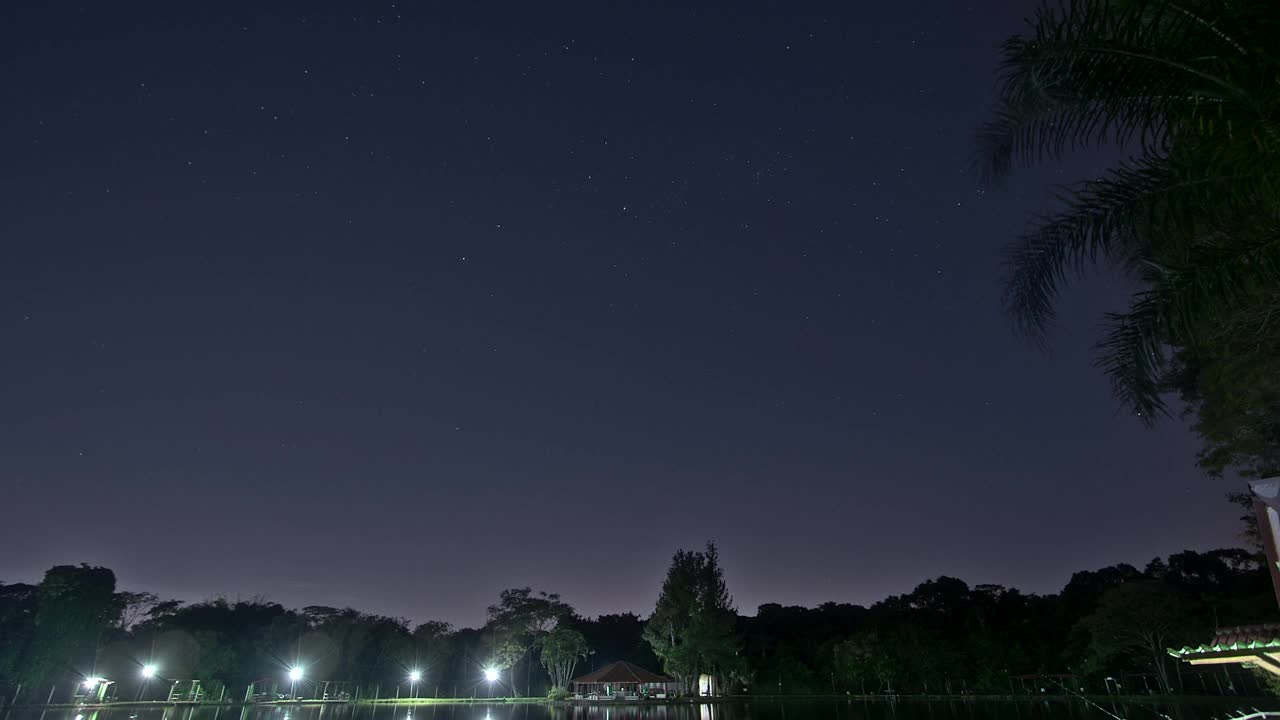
[0,1,1241,627]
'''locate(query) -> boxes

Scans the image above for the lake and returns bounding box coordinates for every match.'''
[9,699,1280,720]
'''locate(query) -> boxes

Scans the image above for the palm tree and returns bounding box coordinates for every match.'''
[978,0,1280,420]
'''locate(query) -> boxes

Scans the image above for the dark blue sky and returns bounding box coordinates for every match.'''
[0,1,1240,627]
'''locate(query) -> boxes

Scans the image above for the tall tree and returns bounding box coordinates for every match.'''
[412,620,455,685]
[977,0,1280,443]
[645,548,705,691]
[539,626,589,696]
[0,583,38,697]
[115,591,162,632]
[1079,579,1200,693]
[143,598,303,691]
[833,631,896,693]
[23,565,121,690]
[485,588,572,696]
[643,542,740,694]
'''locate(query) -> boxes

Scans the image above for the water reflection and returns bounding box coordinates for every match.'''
[11,700,1280,720]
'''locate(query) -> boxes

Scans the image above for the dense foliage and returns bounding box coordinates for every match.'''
[978,0,1280,475]
[643,543,743,693]
[486,588,573,696]
[539,626,590,697]
[1,547,1271,702]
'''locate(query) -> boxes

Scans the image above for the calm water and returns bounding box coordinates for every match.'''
[10,700,1280,720]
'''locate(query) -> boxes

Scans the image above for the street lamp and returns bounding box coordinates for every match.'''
[137,665,159,701]
[408,670,422,699]
[82,678,106,703]
[484,667,499,699]
[288,667,304,700]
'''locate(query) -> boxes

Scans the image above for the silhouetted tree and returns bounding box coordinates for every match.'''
[1078,580,1201,692]
[978,0,1280,434]
[23,565,120,691]
[485,588,572,696]
[411,620,454,688]
[539,626,589,696]
[3,544,1271,700]
[574,613,658,671]
[644,542,740,694]
[1171,348,1280,479]
[115,591,161,632]
[0,582,38,697]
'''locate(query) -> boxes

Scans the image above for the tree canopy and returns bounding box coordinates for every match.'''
[484,588,573,696]
[0,546,1271,702]
[539,626,589,696]
[643,542,742,692]
[978,0,1280,467]
[23,565,120,689]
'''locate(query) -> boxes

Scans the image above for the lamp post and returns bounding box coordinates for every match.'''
[484,668,499,699]
[83,678,104,703]
[137,665,158,701]
[289,667,304,700]
[408,671,422,700]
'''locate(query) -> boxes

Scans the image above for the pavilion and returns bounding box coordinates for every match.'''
[1170,624,1280,677]
[570,661,679,699]
[1170,479,1280,677]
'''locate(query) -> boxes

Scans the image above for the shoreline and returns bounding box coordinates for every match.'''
[14,693,1280,711]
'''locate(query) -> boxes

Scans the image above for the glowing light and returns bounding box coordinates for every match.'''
[83,678,104,689]
[288,667,304,682]
[483,667,499,683]
[409,670,422,683]
[142,665,157,679]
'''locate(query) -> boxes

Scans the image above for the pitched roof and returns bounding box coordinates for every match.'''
[1169,623,1280,658]
[571,661,673,685]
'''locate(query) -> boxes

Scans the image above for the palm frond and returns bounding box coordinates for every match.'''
[1162,233,1280,342]
[977,0,1255,185]
[1096,296,1168,422]
[1095,232,1280,417]
[1000,151,1279,343]
[978,0,1280,426]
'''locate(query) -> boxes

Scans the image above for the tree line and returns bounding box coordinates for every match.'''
[1,542,1273,703]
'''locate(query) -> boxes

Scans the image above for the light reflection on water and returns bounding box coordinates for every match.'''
[10,700,1280,720]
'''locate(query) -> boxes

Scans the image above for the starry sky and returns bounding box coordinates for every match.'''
[0,1,1242,627]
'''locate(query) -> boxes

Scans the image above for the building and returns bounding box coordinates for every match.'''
[1170,479,1280,676]
[570,661,679,699]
